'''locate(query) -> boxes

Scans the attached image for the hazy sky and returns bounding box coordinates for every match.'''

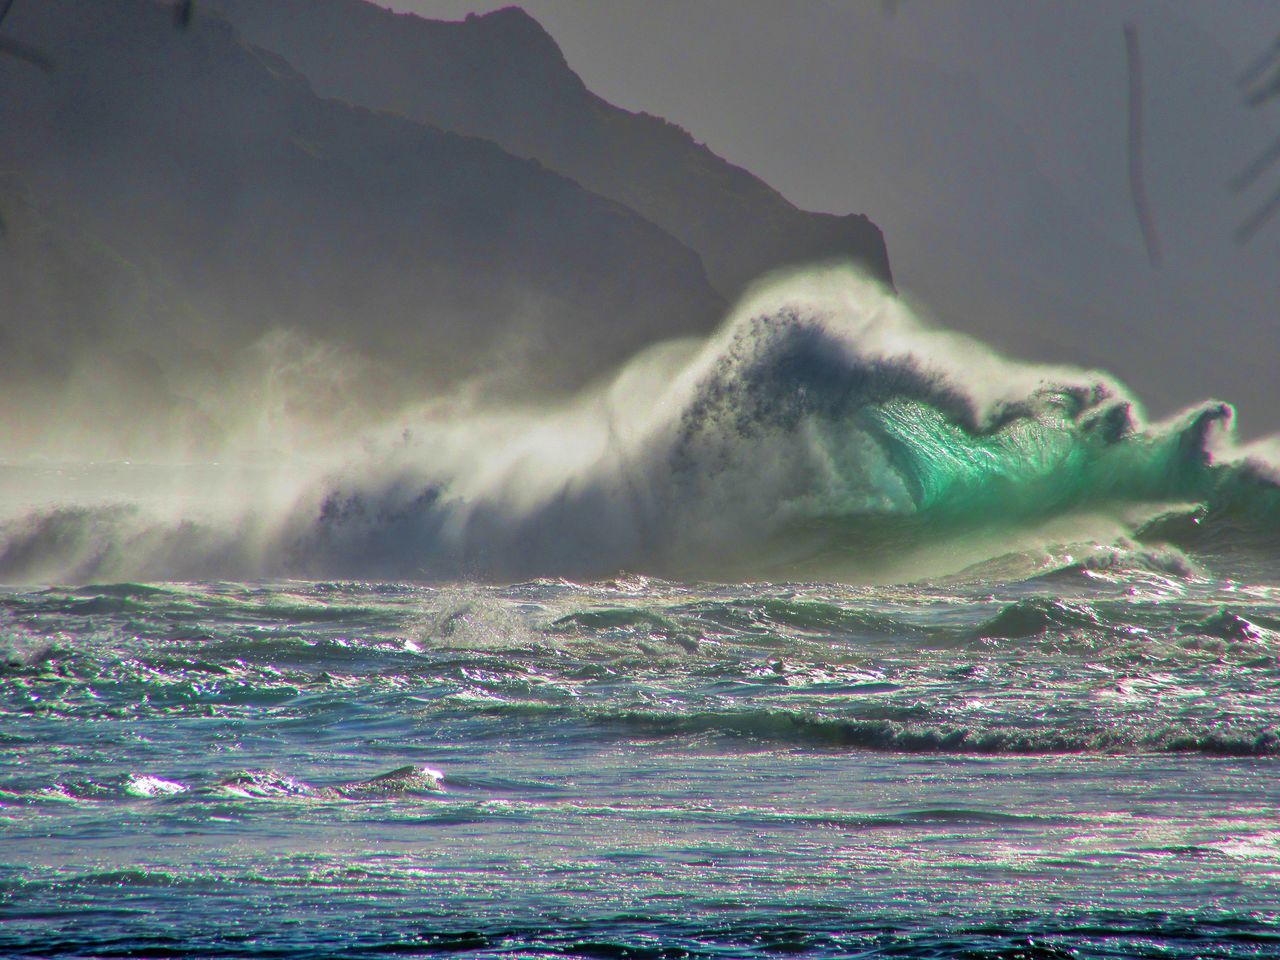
[384,0,1279,431]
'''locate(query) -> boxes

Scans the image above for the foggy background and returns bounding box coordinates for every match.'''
[388,0,1280,433]
[3,0,1279,584]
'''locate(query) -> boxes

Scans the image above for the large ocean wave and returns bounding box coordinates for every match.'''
[3,268,1278,585]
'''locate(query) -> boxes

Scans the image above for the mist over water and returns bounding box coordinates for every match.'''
[3,266,1276,587]
[7,269,1280,960]
[7,6,1280,956]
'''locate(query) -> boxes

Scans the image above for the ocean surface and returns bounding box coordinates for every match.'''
[3,272,1279,957]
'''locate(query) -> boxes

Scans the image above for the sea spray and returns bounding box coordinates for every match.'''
[1,267,1276,585]
[285,267,1266,582]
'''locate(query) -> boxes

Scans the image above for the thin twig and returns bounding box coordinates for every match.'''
[1235,181,1280,245]
[1234,30,1280,243]
[1238,35,1280,91]
[1244,70,1280,108]
[1124,22,1161,268]
[1228,131,1280,194]
[0,34,53,71]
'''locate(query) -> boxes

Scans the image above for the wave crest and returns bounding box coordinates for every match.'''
[2,268,1277,584]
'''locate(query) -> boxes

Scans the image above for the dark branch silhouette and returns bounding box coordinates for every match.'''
[1244,70,1280,108]
[1,0,190,237]
[1229,131,1280,194]
[0,0,54,70]
[174,0,195,31]
[1236,182,1280,245]
[1124,22,1161,268]
[1238,35,1280,92]
[1234,31,1280,244]
[0,34,53,71]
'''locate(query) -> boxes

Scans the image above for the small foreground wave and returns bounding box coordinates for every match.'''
[468,702,1280,756]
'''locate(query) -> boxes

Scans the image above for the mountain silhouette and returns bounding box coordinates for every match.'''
[208,0,893,299]
[0,0,891,456]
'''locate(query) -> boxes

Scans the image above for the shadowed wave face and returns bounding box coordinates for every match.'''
[2,268,1277,586]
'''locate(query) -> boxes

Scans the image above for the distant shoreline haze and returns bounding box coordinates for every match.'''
[0,0,890,460]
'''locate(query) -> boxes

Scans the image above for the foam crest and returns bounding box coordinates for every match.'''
[1,267,1276,585]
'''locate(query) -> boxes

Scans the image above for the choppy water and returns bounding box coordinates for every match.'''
[3,564,1279,958]
[5,271,1280,955]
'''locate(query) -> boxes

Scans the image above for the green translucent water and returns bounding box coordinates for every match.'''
[4,286,1279,956]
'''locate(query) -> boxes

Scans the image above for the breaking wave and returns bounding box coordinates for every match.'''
[465,701,1280,757]
[3,267,1278,584]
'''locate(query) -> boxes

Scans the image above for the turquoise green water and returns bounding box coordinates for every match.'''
[2,571,1279,958]
[4,281,1280,956]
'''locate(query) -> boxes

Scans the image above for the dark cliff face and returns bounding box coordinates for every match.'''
[0,0,724,450]
[207,0,894,298]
